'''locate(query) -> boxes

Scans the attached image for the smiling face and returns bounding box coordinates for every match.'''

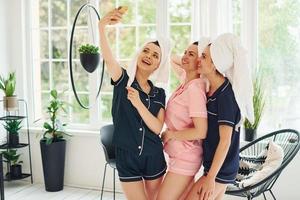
[137,42,162,74]
[181,44,199,73]
[197,46,215,75]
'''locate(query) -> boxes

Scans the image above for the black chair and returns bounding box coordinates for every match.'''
[100,124,116,200]
[226,129,300,200]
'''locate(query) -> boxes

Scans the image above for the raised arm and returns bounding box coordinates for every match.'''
[171,55,185,79]
[98,9,123,81]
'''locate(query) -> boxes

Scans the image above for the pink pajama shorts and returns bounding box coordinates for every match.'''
[164,140,203,176]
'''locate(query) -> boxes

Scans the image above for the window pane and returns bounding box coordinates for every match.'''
[101,71,113,92]
[101,94,113,122]
[118,0,136,24]
[39,0,48,27]
[258,0,300,130]
[71,93,89,124]
[119,27,136,59]
[170,25,191,54]
[41,62,50,90]
[70,0,89,26]
[169,70,181,92]
[40,30,49,59]
[72,61,89,92]
[99,0,116,15]
[41,92,49,118]
[138,26,156,46]
[51,29,68,59]
[169,0,191,23]
[232,0,241,36]
[52,62,69,91]
[138,0,156,24]
[51,0,67,26]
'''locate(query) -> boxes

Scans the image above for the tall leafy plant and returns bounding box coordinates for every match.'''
[42,90,70,145]
[0,72,16,96]
[244,71,266,130]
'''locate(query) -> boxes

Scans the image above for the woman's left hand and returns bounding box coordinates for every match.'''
[126,87,142,109]
[197,176,215,200]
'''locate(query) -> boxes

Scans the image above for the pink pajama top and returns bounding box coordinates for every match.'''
[164,76,207,165]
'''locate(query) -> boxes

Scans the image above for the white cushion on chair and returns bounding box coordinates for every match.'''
[239,140,284,187]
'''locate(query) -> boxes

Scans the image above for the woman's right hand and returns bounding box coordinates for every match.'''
[99,8,123,28]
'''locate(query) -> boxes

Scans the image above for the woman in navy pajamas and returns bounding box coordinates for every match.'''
[99,8,171,200]
[187,33,254,200]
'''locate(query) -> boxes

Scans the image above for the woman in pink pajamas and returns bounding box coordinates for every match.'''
[157,38,211,200]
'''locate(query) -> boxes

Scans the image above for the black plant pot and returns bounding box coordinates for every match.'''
[40,139,66,192]
[80,53,100,73]
[10,164,22,179]
[244,128,257,142]
[9,133,19,146]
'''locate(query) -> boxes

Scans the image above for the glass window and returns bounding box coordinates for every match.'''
[258,0,300,131]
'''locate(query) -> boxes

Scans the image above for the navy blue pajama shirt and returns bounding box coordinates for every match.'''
[203,78,241,184]
[110,68,167,182]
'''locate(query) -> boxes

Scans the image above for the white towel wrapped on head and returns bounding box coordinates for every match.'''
[210,33,254,124]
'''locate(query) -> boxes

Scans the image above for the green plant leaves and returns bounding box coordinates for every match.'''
[50,89,58,99]
[2,149,22,165]
[0,72,16,96]
[3,119,22,134]
[42,89,71,145]
[78,44,99,54]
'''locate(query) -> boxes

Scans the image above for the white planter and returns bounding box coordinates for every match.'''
[3,96,18,111]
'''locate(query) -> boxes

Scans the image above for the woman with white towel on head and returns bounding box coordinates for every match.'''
[186,33,254,200]
[99,8,171,200]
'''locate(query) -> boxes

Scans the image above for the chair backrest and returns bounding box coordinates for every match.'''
[100,124,115,162]
[237,129,300,196]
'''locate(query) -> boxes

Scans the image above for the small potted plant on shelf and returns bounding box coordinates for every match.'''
[0,72,18,111]
[3,119,22,147]
[244,71,266,141]
[2,149,23,179]
[40,89,71,192]
[78,44,100,73]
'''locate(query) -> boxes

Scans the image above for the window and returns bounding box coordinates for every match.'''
[169,0,192,91]
[32,0,90,125]
[258,0,300,131]
[31,0,195,126]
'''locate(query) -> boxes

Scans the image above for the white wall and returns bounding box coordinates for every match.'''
[19,129,123,192]
[0,0,9,78]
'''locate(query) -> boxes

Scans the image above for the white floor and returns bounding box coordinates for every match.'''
[2,180,282,200]
[3,181,126,200]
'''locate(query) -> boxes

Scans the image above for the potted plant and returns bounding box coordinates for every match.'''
[78,44,100,73]
[244,72,266,141]
[3,119,22,146]
[2,149,23,179]
[40,89,70,192]
[0,72,17,111]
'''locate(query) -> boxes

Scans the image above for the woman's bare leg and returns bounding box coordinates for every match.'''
[144,176,164,200]
[121,181,147,200]
[157,172,194,200]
